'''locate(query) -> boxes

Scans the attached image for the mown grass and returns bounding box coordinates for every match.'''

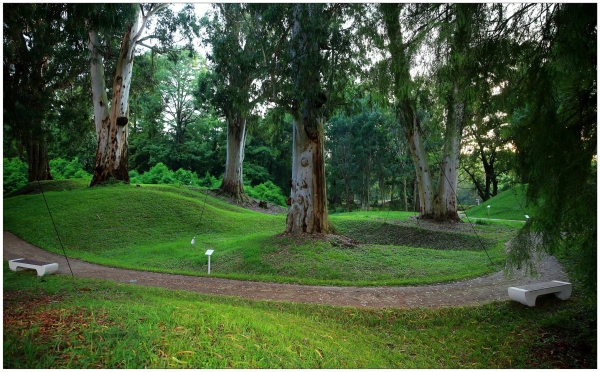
[3,264,596,369]
[4,180,517,286]
[465,185,531,221]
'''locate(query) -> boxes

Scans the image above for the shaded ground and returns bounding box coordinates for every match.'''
[3,231,570,309]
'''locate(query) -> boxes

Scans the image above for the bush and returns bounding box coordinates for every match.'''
[3,158,28,195]
[199,171,221,188]
[246,181,287,207]
[49,157,91,180]
[128,164,219,188]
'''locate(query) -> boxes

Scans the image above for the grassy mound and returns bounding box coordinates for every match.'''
[465,185,531,221]
[4,181,514,286]
[4,178,89,198]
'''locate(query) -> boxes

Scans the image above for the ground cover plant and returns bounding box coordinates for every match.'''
[3,264,596,369]
[5,181,512,286]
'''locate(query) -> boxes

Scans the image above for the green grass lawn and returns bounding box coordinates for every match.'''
[4,181,596,368]
[3,265,596,368]
[465,185,531,221]
[4,180,514,286]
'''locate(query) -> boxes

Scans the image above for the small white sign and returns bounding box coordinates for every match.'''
[205,249,214,256]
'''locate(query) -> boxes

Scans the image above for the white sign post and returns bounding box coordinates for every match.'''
[205,249,214,274]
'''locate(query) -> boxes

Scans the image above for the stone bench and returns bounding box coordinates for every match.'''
[8,258,59,276]
[508,280,572,307]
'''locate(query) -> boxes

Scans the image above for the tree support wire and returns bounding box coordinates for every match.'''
[432,152,496,267]
[36,180,74,277]
[419,127,496,267]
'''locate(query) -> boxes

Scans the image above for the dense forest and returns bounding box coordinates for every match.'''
[3,4,596,289]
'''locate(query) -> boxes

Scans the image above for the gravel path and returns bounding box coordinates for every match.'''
[3,230,569,309]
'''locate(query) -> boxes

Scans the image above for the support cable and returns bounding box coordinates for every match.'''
[37,180,74,277]
[432,152,496,267]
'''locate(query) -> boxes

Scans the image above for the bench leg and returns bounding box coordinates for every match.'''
[554,288,572,300]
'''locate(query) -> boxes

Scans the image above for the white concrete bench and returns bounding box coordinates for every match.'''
[508,280,572,307]
[8,258,59,276]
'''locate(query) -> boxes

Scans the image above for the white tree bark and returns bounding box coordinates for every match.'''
[220,115,248,199]
[89,4,167,186]
[406,114,435,218]
[434,83,464,220]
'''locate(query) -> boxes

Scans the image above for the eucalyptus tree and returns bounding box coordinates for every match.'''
[3,3,88,181]
[197,4,263,200]
[81,3,199,186]
[255,3,360,234]
[373,3,498,220]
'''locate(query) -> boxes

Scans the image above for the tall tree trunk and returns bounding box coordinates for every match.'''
[286,114,334,234]
[26,136,53,182]
[405,112,435,218]
[90,22,138,186]
[89,7,150,186]
[220,114,248,200]
[434,84,463,220]
[285,4,334,235]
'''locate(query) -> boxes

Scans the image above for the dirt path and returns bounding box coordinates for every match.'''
[3,231,569,309]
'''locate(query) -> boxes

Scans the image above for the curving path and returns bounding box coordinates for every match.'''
[3,231,569,309]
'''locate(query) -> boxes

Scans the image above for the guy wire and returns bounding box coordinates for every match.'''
[37,180,74,277]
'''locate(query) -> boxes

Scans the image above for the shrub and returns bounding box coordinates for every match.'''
[49,157,91,180]
[246,181,287,207]
[3,158,28,195]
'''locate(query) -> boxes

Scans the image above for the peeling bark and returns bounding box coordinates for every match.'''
[220,114,249,201]
[284,3,334,235]
[285,114,334,235]
[87,5,168,186]
[89,20,138,186]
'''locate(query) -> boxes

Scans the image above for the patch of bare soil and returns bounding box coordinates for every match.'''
[4,231,570,309]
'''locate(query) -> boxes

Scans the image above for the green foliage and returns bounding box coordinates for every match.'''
[246,181,287,207]
[3,158,28,195]
[3,157,91,195]
[507,4,597,296]
[49,158,92,180]
[326,105,411,211]
[129,163,218,188]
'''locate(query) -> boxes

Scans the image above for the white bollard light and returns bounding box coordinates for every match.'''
[487,205,490,218]
[191,237,196,246]
[205,249,214,274]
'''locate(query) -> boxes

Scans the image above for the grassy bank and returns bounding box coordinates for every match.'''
[4,181,513,286]
[3,265,595,369]
[465,186,531,221]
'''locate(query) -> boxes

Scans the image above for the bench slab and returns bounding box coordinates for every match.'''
[9,258,59,276]
[508,280,572,307]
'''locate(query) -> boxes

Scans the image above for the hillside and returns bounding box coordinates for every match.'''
[4,180,514,286]
[464,185,531,221]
